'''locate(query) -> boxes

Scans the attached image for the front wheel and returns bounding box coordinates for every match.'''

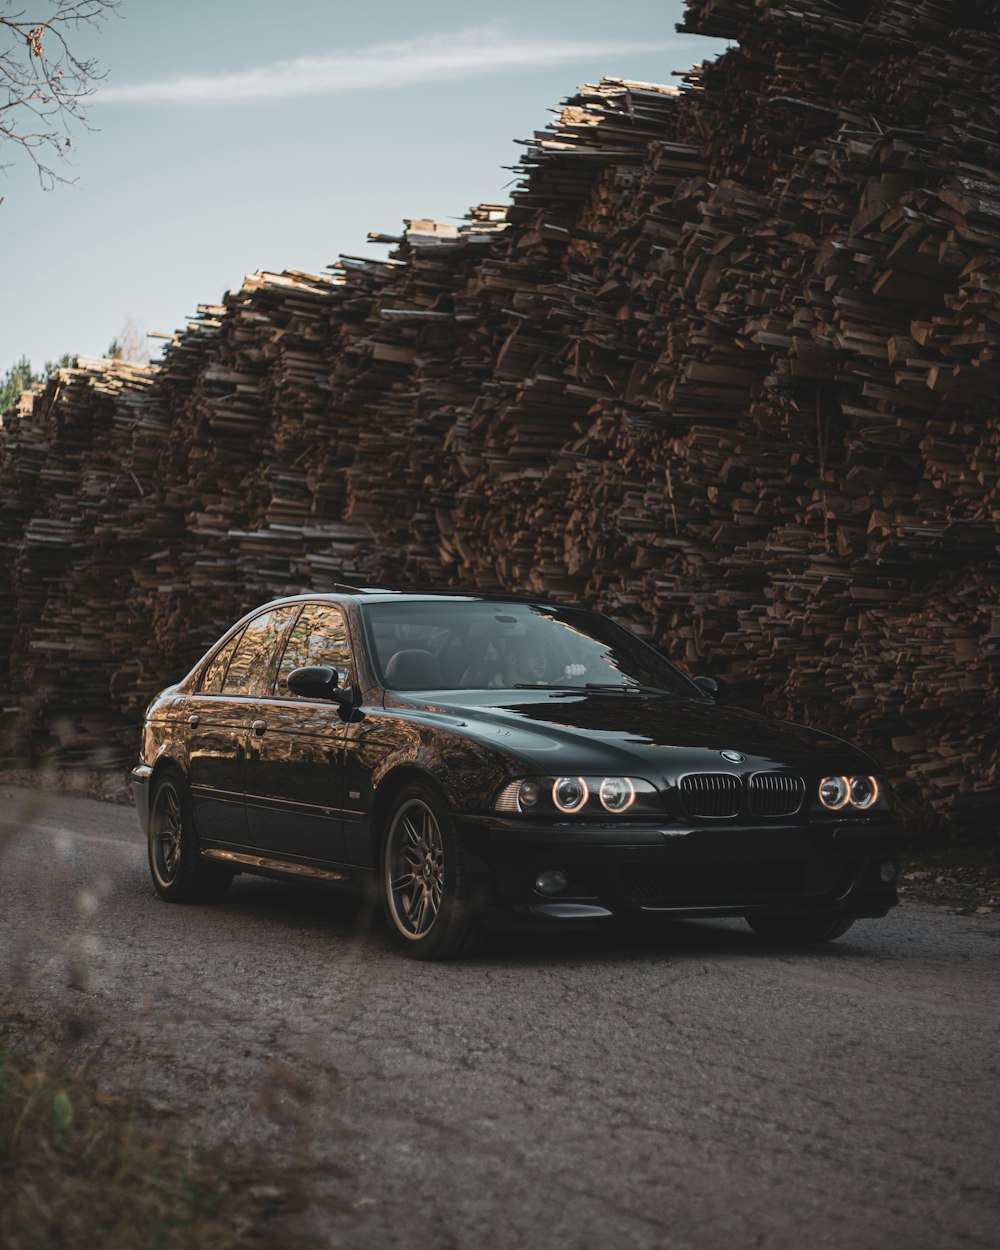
[381,784,482,960]
[148,773,233,903]
[746,914,855,944]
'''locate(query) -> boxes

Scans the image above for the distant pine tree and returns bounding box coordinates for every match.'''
[44,353,76,375]
[0,356,40,415]
[0,354,77,416]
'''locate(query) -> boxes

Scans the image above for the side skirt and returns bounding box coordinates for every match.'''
[202,847,350,884]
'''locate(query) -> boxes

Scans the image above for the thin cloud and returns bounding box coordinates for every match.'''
[96,27,688,104]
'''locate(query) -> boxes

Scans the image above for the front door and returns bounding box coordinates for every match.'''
[243,603,354,865]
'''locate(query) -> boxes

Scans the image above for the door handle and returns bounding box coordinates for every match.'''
[251,719,267,736]
[188,714,200,728]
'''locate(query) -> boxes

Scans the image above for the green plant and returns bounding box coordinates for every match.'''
[0,1047,267,1250]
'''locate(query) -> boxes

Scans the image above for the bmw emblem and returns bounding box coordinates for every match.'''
[720,750,745,763]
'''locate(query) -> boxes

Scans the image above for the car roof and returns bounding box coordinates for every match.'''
[340,584,564,602]
[246,586,566,613]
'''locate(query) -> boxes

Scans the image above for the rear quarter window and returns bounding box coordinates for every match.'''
[199,628,245,694]
[222,607,300,697]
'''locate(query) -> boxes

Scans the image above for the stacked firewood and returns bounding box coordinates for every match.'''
[0,359,155,758]
[1,0,997,835]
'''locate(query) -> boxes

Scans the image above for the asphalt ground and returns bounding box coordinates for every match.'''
[1,784,998,1250]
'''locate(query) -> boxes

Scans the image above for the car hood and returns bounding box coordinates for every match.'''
[390,688,878,781]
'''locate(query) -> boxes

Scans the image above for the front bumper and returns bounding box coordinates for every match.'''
[130,764,153,832]
[462,813,903,923]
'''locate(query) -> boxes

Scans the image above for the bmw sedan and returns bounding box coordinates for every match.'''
[131,588,903,959]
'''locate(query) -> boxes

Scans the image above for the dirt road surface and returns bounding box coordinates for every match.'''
[1,785,998,1249]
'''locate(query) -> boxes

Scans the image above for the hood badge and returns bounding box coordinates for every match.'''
[720,750,745,763]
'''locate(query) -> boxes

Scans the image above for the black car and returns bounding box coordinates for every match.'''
[131,588,902,959]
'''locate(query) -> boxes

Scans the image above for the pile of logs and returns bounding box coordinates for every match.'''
[1,0,998,837]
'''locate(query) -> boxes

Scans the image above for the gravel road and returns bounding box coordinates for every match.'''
[1,784,998,1250]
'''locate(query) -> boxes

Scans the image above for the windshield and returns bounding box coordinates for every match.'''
[361,599,701,696]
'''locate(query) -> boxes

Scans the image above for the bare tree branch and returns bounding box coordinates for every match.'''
[0,1,119,190]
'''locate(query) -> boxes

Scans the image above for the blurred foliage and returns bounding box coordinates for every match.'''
[0,1047,264,1250]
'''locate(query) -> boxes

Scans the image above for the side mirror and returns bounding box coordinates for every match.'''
[287,665,345,701]
[693,675,726,702]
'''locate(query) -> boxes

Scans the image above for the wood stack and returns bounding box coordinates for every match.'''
[1,0,997,837]
[0,359,155,760]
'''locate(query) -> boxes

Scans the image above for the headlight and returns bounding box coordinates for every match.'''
[849,775,878,809]
[517,780,541,808]
[552,777,588,813]
[818,776,850,810]
[493,776,657,816]
[599,777,636,813]
[818,775,880,811]
[493,779,542,813]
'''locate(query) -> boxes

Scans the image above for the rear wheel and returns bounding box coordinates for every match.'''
[746,914,855,944]
[148,772,233,903]
[381,783,481,960]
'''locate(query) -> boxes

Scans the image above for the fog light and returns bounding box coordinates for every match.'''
[879,860,898,884]
[535,869,569,896]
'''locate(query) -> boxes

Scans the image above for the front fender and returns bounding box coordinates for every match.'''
[366,714,521,816]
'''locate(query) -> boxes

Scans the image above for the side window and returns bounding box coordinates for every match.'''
[199,628,244,694]
[222,606,299,697]
[275,605,352,698]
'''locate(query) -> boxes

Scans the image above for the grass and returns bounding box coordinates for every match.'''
[0,1046,270,1250]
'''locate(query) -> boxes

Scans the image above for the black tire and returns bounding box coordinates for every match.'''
[746,914,855,944]
[147,771,233,904]
[380,782,482,960]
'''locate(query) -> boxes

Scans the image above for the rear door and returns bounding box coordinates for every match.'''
[187,626,249,845]
[192,605,300,849]
[243,603,353,864]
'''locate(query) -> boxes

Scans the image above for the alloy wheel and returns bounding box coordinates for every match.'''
[385,798,445,940]
[150,781,183,887]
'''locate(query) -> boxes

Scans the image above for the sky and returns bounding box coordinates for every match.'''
[0,0,727,372]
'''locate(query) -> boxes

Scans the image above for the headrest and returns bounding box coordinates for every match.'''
[384,649,442,690]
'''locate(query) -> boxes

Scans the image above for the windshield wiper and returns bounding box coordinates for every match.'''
[511,682,617,691]
[511,682,687,696]
[629,685,695,699]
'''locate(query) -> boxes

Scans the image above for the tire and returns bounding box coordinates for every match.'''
[745,914,855,944]
[380,782,482,960]
[147,771,233,904]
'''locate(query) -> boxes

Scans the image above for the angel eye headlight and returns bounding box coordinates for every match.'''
[553,777,588,813]
[818,776,850,810]
[849,775,878,809]
[599,777,636,813]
